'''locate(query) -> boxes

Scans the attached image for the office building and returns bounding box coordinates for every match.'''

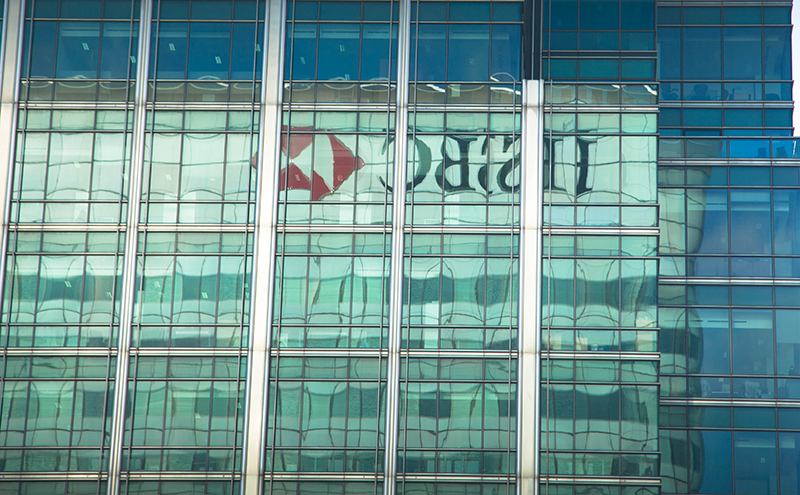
[0,0,795,495]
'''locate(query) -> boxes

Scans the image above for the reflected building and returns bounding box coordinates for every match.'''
[0,1,794,495]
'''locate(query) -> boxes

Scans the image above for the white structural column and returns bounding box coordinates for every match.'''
[383,0,412,492]
[241,0,286,493]
[517,79,544,495]
[107,1,154,494]
[0,0,26,306]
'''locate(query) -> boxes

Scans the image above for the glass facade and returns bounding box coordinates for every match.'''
[0,1,794,495]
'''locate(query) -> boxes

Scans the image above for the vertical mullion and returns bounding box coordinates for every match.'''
[384,0,412,492]
[0,0,27,353]
[241,0,287,492]
[105,0,153,493]
[518,79,543,495]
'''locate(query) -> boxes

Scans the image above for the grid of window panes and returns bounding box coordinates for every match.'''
[0,2,140,493]
[266,1,398,493]
[657,153,800,495]
[20,0,140,102]
[541,0,657,81]
[397,3,522,494]
[266,233,390,484]
[657,3,793,136]
[540,84,659,495]
[116,0,264,492]
[659,405,800,495]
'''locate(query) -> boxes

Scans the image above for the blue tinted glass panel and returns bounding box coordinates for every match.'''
[447,24,490,81]
[580,0,619,30]
[683,28,721,80]
[187,23,232,79]
[723,28,761,80]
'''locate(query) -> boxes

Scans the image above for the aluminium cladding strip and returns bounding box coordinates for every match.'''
[0,0,26,332]
[241,0,287,494]
[106,1,154,495]
[518,79,544,495]
[383,0,413,493]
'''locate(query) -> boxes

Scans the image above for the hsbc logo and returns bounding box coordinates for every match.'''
[271,127,522,201]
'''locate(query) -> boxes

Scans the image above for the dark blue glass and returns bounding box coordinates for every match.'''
[159,1,190,19]
[764,7,791,25]
[723,7,760,25]
[579,0,618,30]
[773,190,800,255]
[733,407,775,428]
[416,2,447,21]
[656,27,680,79]
[61,0,102,18]
[233,0,259,20]
[683,7,720,25]
[690,308,730,373]
[683,28,721,80]
[731,309,775,375]
[730,167,770,186]
[580,32,618,51]
[778,433,800,495]
[723,27,761,80]
[548,59,577,79]
[692,257,729,277]
[726,108,765,126]
[28,21,58,78]
[105,0,136,19]
[660,108,680,126]
[687,407,730,427]
[734,432,777,493]
[190,0,233,19]
[187,22,231,79]
[549,31,578,50]
[447,24,489,81]
[410,24,445,81]
[231,22,257,79]
[320,1,361,21]
[773,167,800,186]
[492,3,522,22]
[289,23,316,80]
[449,2,490,22]
[696,431,733,494]
[690,285,728,306]
[55,22,101,79]
[776,288,800,309]
[32,0,59,17]
[621,33,654,51]
[579,59,618,79]
[100,22,135,79]
[155,22,188,79]
[730,190,772,254]
[658,6,680,24]
[621,0,653,30]
[731,257,772,278]
[731,285,772,306]
[317,24,359,80]
[361,23,393,81]
[363,2,392,21]
[294,1,318,20]
[684,108,721,127]
[765,109,792,128]
[621,60,654,80]
[729,139,769,158]
[491,25,520,81]
[694,189,728,255]
[764,27,791,80]
[549,0,578,29]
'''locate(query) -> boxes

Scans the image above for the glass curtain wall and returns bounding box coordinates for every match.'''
[657,3,793,136]
[121,1,263,494]
[398,2,522,495]
[0,1,139,494]
[658,142,800,495]
[0,1,264,494]
[265,1,398,494]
